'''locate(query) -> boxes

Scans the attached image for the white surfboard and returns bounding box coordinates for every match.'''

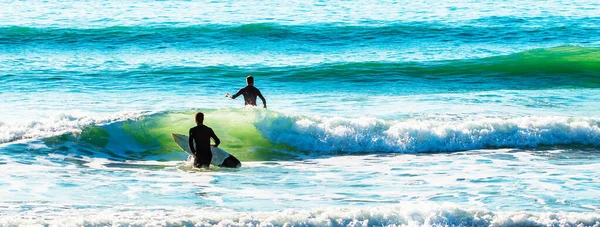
[171,133,241,168]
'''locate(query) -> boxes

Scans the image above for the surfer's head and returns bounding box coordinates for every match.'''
[195,112,204,125]
[246,76,254,86]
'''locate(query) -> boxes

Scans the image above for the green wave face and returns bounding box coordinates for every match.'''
[42,109,297,162]
[124,109,298,161]
[472,46,600,76]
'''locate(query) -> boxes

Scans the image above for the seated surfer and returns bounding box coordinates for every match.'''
[189,112,220,168]
[225,76,267,109]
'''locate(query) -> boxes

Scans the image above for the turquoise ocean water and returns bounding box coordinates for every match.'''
[1,0,600,226]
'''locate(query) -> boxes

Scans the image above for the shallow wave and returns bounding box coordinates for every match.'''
[3,47,598,92]
[1,203,599,226]
[1,16,599,46]
[267,46,600,81]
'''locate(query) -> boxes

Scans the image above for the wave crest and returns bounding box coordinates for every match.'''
[0,112,142,144]
[257,114,600,153]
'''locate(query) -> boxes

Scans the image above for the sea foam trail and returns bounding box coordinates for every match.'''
[1,203,599,226]
[257,114,600,153]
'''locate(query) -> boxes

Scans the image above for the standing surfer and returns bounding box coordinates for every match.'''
[225,76,267,109]
[189,112,220,168]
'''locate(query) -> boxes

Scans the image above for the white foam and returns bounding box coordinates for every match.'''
[0,112,144,144]
[257,115,600,153]
[1,203,599,226]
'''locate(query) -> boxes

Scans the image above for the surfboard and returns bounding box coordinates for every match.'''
[171,133,241,168]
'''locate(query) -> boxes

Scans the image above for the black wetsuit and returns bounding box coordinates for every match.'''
[189,125,220,168]
[231,85,266,107]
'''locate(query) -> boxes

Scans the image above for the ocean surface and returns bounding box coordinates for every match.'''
[1,0,600,226]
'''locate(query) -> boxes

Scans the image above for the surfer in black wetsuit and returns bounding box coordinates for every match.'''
[189,112,220,168]
[225,76,267,108]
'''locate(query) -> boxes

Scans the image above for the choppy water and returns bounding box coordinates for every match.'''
[1,0,600,226]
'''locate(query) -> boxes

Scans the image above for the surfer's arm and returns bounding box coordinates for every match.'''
[257,90,267,109]
[210,129,220,147]
[188,129,196,155]
[228,89,243,99]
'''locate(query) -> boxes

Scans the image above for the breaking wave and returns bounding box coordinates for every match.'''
[3,109,600,161]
